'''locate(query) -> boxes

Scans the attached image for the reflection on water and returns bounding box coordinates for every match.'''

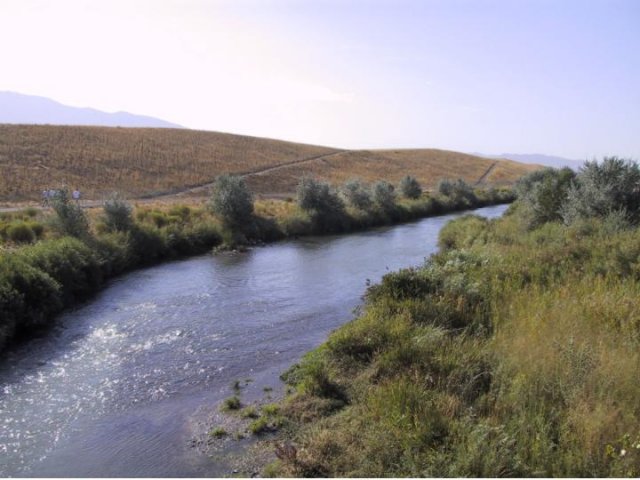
[0,204,507,477]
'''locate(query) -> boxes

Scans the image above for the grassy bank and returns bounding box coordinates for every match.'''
[267,161,640,477]
[0,185,512,355]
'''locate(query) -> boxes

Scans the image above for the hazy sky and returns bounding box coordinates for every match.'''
[1,0,638,158]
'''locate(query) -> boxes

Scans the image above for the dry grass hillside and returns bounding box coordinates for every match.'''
[245,149,539,196]
[0,124,539,202]
[0,125,337,201]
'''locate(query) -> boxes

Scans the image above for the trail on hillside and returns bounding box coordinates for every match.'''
[0,150,347,211]
[137,149,347,199]
[475,161,498,186]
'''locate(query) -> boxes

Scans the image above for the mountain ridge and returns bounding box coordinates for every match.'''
[0,91,182,129]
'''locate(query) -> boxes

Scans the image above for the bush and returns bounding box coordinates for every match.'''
[515,167,575,227]
[0,255,62,334]
[19,237,103,306]
[103,193,134,232]
[372,181,396,211]
[297,177,344,216]
[437,178,455,196]
[341,179,372,211]
[208,175,254,226]
[399,175,422,199]
[50,188,90,239]
[221,395,242,411]
[6,222,36,244]
[439,178,477,206]
[562,157,640,224]
[297,177,347,232]
[128,224,169,264]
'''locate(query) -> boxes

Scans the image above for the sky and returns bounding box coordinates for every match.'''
[1,0,638,159]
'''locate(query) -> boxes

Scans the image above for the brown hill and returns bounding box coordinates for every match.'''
[245,148,538,197]
[0,124,538,202]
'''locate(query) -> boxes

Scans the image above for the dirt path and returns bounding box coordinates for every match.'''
[475,161,498,186]
[0,150,347,212]
[137,149,347,200]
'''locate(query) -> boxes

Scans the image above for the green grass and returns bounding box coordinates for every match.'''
[220,396,242,412]
[270,200,640,477]
[209,427,227,438]
[240,406,260,419]
[249,417,271,435]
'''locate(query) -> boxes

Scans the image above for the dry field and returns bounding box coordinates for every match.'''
[0,125,336,201]
[0,124,538,204]
[244,148,539,196]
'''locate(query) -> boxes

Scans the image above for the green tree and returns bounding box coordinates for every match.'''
[103,192,133,232]
[373,180,396,211]
[399,175,422,199]
[515,167,575,227]
[208,175,254,226]
[561,157,640,224]
[341,179,372,211]
[51,188,90,239]
[297,177,344,216]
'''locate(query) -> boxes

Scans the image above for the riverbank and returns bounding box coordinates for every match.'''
[0,204,510,477]
[0,187,513,356]
[263,199,640,476]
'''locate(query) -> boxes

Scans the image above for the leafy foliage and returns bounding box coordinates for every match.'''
[208,175,254,226]
[103,192,134,232]
[561,157,640,224]
[340,179,372,211]
[399,175,422,199]
[515,167,576,227]
[50,188,90,239]
[438,178,477,205]
[297,177,344,215]
[372,180,396,211]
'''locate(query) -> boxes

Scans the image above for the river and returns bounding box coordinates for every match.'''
[0,204,507,477]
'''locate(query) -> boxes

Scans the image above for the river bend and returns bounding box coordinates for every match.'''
[0,204,507,477]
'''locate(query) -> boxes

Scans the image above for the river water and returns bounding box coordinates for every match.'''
[0,204,507,477]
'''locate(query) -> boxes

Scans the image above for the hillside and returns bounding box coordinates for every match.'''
[245,148,538,196]
[0,125,538,202]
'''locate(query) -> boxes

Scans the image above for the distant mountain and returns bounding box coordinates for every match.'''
[0,91,182,128]
[475,152,582,170]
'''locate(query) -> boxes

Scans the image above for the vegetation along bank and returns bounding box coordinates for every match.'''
[0,175,512,355]
[262,157,640,477]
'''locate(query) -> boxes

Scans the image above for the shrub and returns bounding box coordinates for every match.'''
[50,188,90,239]
[24,207,39,218]
[209,427,227,438]
[561,157,640,224]
[221,395,242,411]
[515,167,575,227]
[437,178,454,196]
[341,179,372,211]
[0,255,62,332]
[167,205,192,220]
[296,177,347,232]
[372,181,396,211]
[297,177,344,216]
[127,224,168,265]
[208,174,254,226]
[249,417,270,434]
[6,222,36,244]
[241,406,260,419]
[27,221,45,239]
[103,193,134,232]
[439,178,477,206]
[19,237,103,306]
[399,175,422,199]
